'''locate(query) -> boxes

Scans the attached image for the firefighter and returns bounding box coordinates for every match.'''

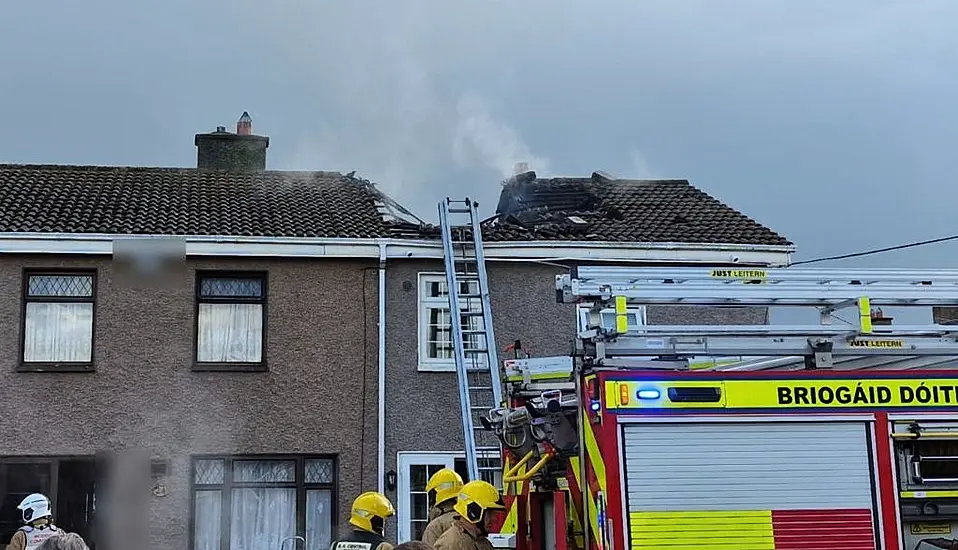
[7,493,62,550]
[330,492,396,550]
[433,481,504,550]
[421,468,464,546]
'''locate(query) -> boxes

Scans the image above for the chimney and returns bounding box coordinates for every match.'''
[513,162,530,176]
[194,111,270,172]
[237,111,253,135]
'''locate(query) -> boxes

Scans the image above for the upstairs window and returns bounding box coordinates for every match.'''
[417,273,486,372]
[21,271,96,369]
[195,273,266,370]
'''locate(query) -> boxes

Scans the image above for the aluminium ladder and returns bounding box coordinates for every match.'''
[438,198,504,487]
[556,266,958,367]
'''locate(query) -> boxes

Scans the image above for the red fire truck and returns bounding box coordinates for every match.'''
[478,267,958,550]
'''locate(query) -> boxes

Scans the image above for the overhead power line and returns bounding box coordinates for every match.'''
[791,233,958,266]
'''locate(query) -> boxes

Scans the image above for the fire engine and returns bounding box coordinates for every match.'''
[438,198,958,550]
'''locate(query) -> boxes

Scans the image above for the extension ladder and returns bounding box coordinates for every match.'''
[438,198,504,487]
[557,266,958,368]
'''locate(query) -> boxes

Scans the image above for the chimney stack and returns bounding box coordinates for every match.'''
[513,162,530,176]
[194,111,269,172]
[236,111,253,136]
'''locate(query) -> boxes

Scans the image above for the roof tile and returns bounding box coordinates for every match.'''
[479,174,791,246]
[0,164,397,238]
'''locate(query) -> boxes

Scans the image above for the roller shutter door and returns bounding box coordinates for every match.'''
[622,421,878,550]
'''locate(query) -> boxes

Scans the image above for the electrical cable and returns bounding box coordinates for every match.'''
[791,234,958,266]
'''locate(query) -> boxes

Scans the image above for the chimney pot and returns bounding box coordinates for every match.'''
[216,126,227,133]
[513,162,530,175]
[237,111,253,136]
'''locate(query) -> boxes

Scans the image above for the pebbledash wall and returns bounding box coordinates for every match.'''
[382,258,769,542]
[0,254,378,550]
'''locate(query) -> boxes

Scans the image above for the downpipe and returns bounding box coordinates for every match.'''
[378,242,387,494]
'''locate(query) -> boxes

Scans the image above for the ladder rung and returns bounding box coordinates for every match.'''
[460,311,485,317]
[468,386,492,391]
[448,208,472,214]
[462,329,486,335]
[460,293,482,299]
[464,348,488,354]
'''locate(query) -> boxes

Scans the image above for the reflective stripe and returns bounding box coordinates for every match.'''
[630,510,774,549]
[21,525,59,550]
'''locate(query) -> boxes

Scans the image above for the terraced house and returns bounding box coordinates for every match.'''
[0,114,793,550]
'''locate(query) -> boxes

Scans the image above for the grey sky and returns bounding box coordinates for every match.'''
[1,0,956,266]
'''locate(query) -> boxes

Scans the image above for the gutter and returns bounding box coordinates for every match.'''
[0,233,794,266]
[377,242,387,494]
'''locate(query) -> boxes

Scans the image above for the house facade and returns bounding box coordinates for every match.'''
[0,120,401,550]
[0,117,793,550]
[383,170,793,541]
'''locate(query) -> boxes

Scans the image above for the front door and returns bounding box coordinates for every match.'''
[396,453,455,542]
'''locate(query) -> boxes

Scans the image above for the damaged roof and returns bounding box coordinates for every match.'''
[0,164,420,238]
[478,171,791,245]
[0,164,790,246]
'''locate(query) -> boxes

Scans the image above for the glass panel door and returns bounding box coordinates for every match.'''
[396,454,455,542]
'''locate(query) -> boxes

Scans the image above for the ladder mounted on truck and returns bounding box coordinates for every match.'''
[556,266,958,369]
[438,198,503,487]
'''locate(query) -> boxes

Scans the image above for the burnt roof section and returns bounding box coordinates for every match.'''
[477,171,791,245]
[0,164,421,238]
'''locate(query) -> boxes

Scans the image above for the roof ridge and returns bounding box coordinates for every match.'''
[0,163,345,177]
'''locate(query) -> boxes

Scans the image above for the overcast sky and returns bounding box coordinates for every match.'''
[1,0,956,266]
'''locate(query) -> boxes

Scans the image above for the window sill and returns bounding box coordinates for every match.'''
[18,363,95,373]
[417,363,489,373]
[418,363,457,373]
[192,362,268,372]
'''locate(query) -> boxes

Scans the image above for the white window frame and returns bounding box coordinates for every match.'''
[417,273,486,372]
[396,451,504,542]
[396,453,456,542]
[576,304,646,332]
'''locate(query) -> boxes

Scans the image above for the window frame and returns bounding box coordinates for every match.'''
[19,269,98,373]
[396,451,503,542]
[416,273,485,373]
[188,454,338,550]
[192,271,268,372]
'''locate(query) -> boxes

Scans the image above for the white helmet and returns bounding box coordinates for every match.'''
[17,493,52,524]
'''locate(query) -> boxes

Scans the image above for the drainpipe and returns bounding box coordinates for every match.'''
[377,242,387,494]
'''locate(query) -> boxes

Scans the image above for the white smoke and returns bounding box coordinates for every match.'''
[629,146,656,179]
[452,93,550,178]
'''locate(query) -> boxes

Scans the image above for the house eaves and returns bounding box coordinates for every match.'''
[0,232,794,266]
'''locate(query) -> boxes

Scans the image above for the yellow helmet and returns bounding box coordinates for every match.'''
[453,480,504,524]
[426,468,464,506]
[349,492,395,534]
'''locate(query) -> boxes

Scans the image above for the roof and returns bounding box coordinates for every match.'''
[477,171,791,245]
[0,164,414,238]
[0,164,791,247]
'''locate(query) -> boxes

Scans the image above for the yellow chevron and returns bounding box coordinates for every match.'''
[564,486,585,549]
[582,417,607,493]
[570,457,601,543]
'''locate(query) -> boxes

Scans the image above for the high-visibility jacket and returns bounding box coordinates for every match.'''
[330,529,394,550]
[7,524,61,550]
